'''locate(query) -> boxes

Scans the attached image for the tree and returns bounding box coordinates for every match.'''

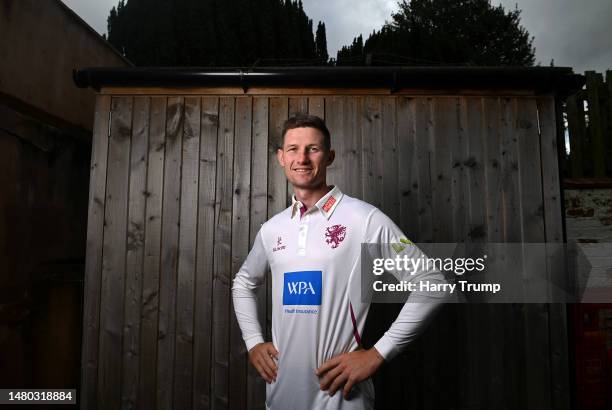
[315,22,329,63]
[336,35,364,66]
[106,0,327,66]
[336,0,535,66]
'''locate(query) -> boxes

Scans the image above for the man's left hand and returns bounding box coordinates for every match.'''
[315,348,385,399]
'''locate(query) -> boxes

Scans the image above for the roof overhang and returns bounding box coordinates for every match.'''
[73,66,585,97]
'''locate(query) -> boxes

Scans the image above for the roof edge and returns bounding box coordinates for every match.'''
[73,66,584,96]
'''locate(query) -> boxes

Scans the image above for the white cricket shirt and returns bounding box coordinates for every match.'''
[232,186,447,410]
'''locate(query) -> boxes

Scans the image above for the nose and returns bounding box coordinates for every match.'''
[297,149,311,164]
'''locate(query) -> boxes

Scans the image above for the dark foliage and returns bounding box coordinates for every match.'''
[107,0,327,66]
[315,21,329,63]
[337,0,536,66]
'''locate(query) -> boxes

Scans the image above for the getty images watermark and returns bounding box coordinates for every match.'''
[361,241,604,303]
[371,252,499,295]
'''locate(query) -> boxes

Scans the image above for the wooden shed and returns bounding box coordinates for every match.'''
[73,66,583,410]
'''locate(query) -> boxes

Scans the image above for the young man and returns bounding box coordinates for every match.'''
[232,114,448,410]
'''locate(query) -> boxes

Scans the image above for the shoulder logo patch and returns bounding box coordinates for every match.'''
[325,224,346,249]
[391,237,413,253]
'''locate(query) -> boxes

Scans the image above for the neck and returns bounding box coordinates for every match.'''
[293,184,333,209]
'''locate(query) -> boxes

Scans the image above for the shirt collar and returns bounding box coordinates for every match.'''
[291,186,344,220]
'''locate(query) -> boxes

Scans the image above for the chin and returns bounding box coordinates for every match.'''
[290,179,323,190]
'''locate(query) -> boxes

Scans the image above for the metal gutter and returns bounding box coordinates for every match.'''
[72,66,584,96]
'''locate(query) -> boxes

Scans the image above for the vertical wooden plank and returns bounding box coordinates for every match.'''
[81,94,111,410]
[343,96,362,198]
[463,97,489,410]
[517,98,545,243]
[465,97,487,243]
[608,71,612,171]
[174,97,201,409]
[523,302,552,410]
[430,98,454,242]
[229,97,252,410]
[381,97,398,220]
[513,96,554,410]
[450,97,470,410]
[499,97,527,410]
[247,97,269,410]
[483,97,502,242]
[415,97,433,242]
[193,96,219,410]
[288,97,308,117]
[516,100,546,410]
[140,97,167,410]
[452,97,468,241]
[287,97,308,204]
[122,97,150,409]
[212,97,235,410]
[361,96,382,209]
[547,303,571,410]
[360,96,406,410]
[482,97,506,410]
[157,96,184,409]
[267,97,287,344]
[565,95,585,178]
[98,96,133,409]
[268,97,288,216]
[395,95,421,410]
[308,96,325,119]
[325,96,345,190]
[608,70,612,122]
[422,97,455,410]
[538,96,570,410]
[397,97,418,237]
[585,72,605,176]
[538,97,564,244]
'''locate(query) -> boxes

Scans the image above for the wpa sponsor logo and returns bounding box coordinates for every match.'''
[287,281,315,295]
[283,270,322,306]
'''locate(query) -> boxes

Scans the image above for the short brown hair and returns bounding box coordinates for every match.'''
[281,114,331,151]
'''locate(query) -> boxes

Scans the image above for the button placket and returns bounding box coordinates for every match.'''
[297,224,307,255]
[297,213,310,256]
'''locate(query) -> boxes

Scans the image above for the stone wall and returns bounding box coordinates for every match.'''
[565,188,612,242]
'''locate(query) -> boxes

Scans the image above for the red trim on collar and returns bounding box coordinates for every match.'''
[322,196,336,213]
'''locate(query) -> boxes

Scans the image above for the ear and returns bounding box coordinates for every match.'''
[326,149,335,166]
[276,147,285,167]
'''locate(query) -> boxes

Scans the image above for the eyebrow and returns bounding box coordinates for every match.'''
[285,143,321,149]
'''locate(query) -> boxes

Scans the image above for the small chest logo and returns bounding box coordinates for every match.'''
[325,224,347,249]
[273,236,286,252]
[283,271,322,305]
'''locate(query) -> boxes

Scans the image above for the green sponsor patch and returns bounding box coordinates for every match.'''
[391,243,405,253]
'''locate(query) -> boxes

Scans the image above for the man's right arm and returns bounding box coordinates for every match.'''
[231,228,279,383]
[232,228,269,351]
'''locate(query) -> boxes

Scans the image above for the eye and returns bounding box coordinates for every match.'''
[309,147,319,152]
[287,147,296,152]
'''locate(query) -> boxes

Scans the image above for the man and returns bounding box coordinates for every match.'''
[232,114,448,410]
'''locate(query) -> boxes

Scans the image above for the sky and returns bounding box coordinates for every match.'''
[62,0,612,74]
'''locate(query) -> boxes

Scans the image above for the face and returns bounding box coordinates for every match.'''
[277,127,335,190]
